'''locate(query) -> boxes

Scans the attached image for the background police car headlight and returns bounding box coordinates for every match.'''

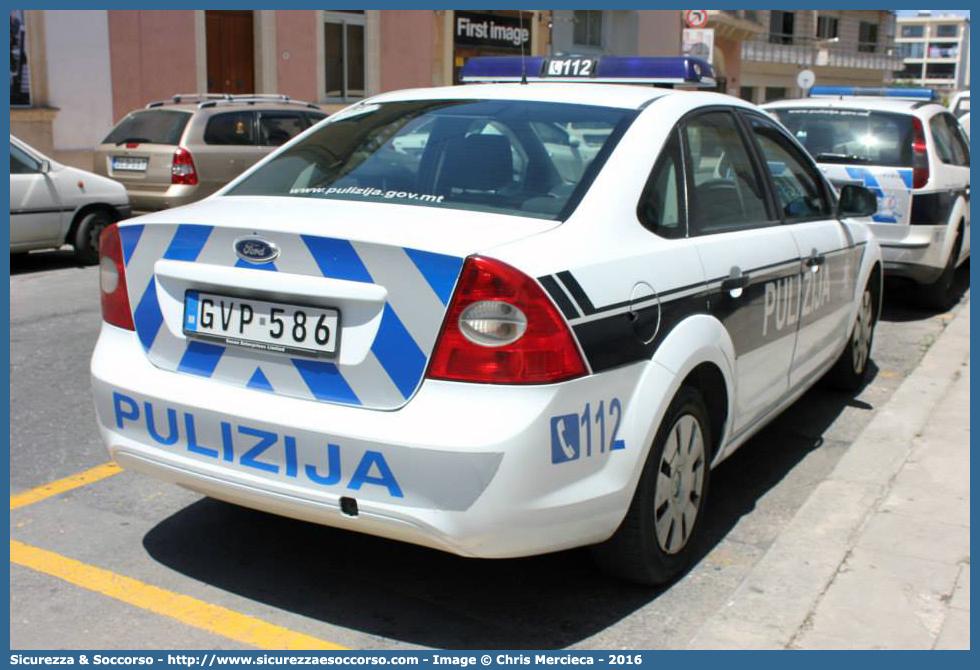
[458,301,527,346]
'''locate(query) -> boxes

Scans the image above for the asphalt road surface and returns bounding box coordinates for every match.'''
[8,248,970,650]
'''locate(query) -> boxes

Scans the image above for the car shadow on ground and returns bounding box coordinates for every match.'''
[10,249,91,275]
[142,368,877,648]
[878,260,970,323]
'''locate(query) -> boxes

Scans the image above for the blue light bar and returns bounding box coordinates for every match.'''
[459,56,716,87]
[809,86,937,101]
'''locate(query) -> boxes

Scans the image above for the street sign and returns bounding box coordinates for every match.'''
[684,10,708,29]
[797,69,816,90]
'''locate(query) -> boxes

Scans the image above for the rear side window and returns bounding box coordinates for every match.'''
[683,110,770,235]
[747,115,831,221]
[204,111,256,146]
[638,130,685,238]
[772,108,914,168]
[102,110,190,145]
[305,112,328,126]
[931,113,969,167]
[952,96,969,118]
[258,112,306,146]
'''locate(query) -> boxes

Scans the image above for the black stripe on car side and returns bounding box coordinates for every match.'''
[537,274,580,320]
[910,189,968,225]
[568,243,865,373]
[556,271,596,316]
[10,206,75,216]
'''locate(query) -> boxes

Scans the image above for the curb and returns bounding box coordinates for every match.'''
[687,300,971,649]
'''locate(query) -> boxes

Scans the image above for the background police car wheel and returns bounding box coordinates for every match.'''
[73,210,113,265]
[591,387,711,586]
[918,225,963,312]
[828,282,876,391]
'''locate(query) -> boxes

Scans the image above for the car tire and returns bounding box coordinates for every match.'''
[918,225,962,312]
[591,386,711,586]
[827,280,876,391]
[73,210,113,265]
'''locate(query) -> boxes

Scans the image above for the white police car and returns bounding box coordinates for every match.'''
[92,57,882,585]
[764,87,970,310]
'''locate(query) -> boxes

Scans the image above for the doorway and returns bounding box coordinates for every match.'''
[206,10,255,94]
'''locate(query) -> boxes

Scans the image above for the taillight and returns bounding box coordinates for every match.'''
[427,255,587,384]
[99,224,135,330]
[911,117,929,189]
[172,147,198,185]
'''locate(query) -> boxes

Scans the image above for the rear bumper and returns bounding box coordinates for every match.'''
[871,223,947,284]
[91,323,654,558]
[123,184,206,211]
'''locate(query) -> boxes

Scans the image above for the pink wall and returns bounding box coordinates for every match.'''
[380,11,435,92]
[276,10,318,102]
[108,11,197,122]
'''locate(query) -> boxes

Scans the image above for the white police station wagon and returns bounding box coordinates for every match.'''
[92,57,883,585]
[765,87,970,310]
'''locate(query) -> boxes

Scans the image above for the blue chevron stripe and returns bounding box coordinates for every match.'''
[163,224,213,262]
[118,224,144,266]
[301,235,373,283]
[247,366,275,392]
[178,340,225,377]
[133,277,164,351]
[371,304,427,399]
[292,359,360,405]
[403,248,463,306]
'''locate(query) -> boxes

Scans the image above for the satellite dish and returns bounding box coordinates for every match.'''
[797,69,816,90]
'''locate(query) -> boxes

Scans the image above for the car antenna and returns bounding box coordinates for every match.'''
[520,12,528,84]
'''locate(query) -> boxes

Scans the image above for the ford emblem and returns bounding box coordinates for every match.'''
[234,236,280,264]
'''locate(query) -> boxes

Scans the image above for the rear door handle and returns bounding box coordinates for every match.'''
[721,266,749,298]
[805,248,825,271]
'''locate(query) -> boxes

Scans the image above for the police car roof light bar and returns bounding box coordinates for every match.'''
[459,56,716,87]
[809,86,937,101]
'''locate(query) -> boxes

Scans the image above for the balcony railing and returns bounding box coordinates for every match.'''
[743,35,904,70]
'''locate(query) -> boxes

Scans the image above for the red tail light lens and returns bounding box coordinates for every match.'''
[427,255,587,384]
[99,224,135,330]
[911,117,929,189]
[172,147,199,185]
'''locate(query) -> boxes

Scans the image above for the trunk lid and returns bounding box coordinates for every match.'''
[117,196,558,410]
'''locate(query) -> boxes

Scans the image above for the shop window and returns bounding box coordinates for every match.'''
[739,87,756,103]
[324,11,365,101]
[573,10,602,47]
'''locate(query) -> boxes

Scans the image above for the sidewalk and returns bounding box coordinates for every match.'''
[689,301,970,650]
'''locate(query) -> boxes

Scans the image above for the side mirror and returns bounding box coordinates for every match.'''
[39,159,51,174]
[838,184,877,218]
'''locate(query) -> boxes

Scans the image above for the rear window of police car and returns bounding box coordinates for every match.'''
[771,108,914,168]
[103,110,191,146]
[227,99,636,220]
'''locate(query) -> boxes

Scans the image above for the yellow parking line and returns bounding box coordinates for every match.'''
[10,540,347,650]
[10,462,123,510]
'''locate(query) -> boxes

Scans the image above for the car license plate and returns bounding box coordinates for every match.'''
[183,291,340,358]
[111,156,148,171]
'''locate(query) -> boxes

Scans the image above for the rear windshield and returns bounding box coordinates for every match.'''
[772,108,914,168]
[227,99,637,220]
[102,110,190,146]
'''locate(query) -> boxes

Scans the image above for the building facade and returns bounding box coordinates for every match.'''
[10,9,556,170]
[548,10,681,59]
[893,12,970,94]
[708,10,902,104]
